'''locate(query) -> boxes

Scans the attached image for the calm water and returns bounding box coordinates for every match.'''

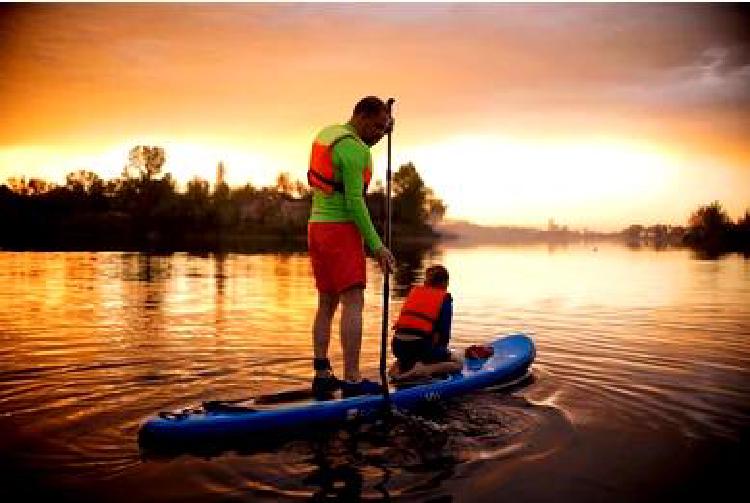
[0,244,748,502]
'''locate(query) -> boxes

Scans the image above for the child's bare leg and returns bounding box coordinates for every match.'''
[395,361,429,380]
[397,358,462,381]
[424,360,462,375]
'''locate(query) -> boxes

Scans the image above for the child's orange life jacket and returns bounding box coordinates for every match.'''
[393,285,448,340]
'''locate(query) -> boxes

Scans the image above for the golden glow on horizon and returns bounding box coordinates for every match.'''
[386,135,692,229]
[2,133,748,231]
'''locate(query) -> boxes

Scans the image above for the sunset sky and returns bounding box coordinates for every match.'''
[1,3,748,230]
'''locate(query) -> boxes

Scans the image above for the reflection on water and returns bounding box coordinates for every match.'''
[0,244,749,502]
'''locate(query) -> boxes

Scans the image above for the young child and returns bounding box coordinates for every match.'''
[390,265,462,381]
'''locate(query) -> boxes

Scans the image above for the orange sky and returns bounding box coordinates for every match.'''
[1,3,748,230]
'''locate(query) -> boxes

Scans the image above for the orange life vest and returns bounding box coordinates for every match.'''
[393,285,448,338]
[308,124,372,195]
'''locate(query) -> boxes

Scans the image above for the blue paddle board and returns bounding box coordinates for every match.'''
[138,332,535,447]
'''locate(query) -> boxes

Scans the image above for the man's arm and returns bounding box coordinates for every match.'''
[333,138,384,253]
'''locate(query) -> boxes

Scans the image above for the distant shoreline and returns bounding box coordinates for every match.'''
[0,230,708,254]
[1,219,747,259]
[0,228,444,254]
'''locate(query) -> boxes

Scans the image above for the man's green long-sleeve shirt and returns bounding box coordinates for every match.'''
[309,124,383,253]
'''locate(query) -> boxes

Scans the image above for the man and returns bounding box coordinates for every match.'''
[307,96,397,399]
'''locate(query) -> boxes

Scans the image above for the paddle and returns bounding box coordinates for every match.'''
[379,97,396,409]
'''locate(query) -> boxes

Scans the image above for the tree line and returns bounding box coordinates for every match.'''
[622,201,749,255]
[0,146,446,251]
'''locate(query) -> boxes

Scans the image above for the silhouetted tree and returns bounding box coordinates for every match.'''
[214,181,230,200]
[66,170,103,195]
[684,201,732,251]
[187,177,211,201]
[735,210,750,252]
[392,162,445,229]
[688,201,731,229]
[6,176,54,195]
[275,172,294,196]
[294,179,311,199]
[124,146,166,181]
[426,188,447,224]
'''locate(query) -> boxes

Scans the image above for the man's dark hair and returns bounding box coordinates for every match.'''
[425,265,449,287]
[353,96,387,117]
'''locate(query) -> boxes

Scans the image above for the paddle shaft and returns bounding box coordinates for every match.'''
[379,98,395,406]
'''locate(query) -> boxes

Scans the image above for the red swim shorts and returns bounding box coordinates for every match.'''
[308,222,366,294]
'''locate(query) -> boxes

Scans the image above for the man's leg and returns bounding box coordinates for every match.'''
[339,286,364,382]
[313,292,339,377]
